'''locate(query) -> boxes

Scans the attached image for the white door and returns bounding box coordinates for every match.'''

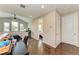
[62,13,78,46]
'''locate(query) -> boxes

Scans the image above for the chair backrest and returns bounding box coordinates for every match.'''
[23,36,29,47]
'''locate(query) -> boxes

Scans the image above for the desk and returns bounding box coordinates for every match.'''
[0,43,12,55]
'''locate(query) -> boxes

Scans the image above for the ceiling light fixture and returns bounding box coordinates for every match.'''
[41,5,45,8]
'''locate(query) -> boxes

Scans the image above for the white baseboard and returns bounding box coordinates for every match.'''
[61,42,78,47]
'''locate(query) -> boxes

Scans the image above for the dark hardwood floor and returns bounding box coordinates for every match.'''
[28,39,79,55]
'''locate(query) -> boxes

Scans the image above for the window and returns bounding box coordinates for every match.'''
[20,24,24,31]
[4,22,10,32]
[12,21,18,31]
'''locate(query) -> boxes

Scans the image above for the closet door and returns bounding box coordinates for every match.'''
[62,13,78,46]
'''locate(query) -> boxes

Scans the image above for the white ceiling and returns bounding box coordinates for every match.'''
[0,4,79,19]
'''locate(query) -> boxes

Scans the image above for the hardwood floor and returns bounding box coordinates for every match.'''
[28,39,79,55]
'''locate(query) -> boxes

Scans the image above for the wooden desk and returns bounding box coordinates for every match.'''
[0,43,12,55]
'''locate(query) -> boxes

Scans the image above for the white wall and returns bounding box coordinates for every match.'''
[62,12,79,47]
[43,11,56,47]
[43,11,61,48]
[31,11,61,48]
